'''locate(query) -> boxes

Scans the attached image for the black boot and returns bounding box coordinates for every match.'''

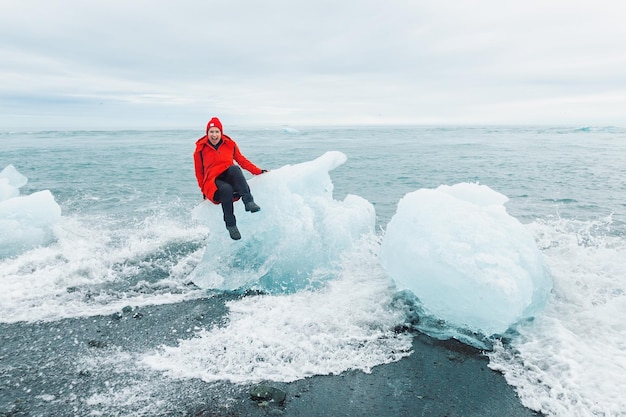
[226,225,241,240]
[244,200,261,213]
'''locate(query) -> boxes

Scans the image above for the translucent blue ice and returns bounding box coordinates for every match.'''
[0,165,61,258]
[189,151,375,292]
[380,183,552,339]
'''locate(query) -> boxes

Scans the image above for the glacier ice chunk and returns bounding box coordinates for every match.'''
[380,183,551,340]
[190,151,375,292]
[0,165,61,258]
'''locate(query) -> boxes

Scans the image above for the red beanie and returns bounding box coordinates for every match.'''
[206,117,223,134]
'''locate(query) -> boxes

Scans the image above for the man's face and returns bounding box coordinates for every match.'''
[207,127,221,145]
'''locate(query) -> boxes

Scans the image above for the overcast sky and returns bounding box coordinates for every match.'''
[1,0,625,130]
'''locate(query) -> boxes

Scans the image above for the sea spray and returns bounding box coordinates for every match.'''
[488,217,626,417]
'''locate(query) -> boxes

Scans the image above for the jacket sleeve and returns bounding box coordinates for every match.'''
[193,146,205,190]
[233,143,263,175]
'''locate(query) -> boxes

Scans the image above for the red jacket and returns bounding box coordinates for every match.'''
[193,134,263,204]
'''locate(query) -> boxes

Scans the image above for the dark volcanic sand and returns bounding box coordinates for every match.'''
[0,294,542,416]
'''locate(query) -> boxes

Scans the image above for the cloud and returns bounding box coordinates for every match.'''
[1,0,625,129]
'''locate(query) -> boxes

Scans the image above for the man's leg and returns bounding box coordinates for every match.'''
[219,166,261,212]
[214,179,241,240]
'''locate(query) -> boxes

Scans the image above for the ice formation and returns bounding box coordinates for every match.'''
[0,165,61,258]
[189,151,375,291]
[380,183,552,339]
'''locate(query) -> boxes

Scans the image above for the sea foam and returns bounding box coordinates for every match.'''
[488,218,626,417]
[142,236,412,383]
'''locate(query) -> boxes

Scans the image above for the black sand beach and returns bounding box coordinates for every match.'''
[0,294,541,416]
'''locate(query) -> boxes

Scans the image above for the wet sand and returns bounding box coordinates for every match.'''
[0,295,541,416]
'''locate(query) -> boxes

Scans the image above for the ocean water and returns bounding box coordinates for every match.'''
[1,126,625,416]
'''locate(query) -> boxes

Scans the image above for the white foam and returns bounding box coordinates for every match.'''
[142,236,412,383]
[0,214,208,323]
[488,218,626,417]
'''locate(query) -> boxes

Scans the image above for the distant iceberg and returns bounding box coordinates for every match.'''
[0,165,61,258]
[282,126,301,134]
[380,183,552,344]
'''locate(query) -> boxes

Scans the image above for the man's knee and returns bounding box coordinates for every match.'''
[226,165,244,180]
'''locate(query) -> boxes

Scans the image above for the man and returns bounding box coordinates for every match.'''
[193,117,266,240]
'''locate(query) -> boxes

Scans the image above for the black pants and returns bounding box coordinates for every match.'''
[213,165,254,227]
